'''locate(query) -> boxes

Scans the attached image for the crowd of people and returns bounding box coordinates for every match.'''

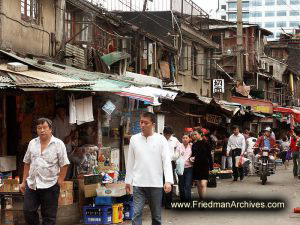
[125,112,300,225]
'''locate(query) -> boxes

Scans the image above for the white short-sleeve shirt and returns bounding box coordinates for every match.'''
[23,135,70,190]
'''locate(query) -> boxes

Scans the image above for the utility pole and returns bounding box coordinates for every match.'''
[236,0,243,83]
[143,0,148,11]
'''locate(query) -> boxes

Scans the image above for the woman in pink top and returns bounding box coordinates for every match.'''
[176,134,193,202]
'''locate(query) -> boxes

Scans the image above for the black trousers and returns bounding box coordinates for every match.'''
[163,161,176,207]
[23,183,60,225]
[232,149,244,179]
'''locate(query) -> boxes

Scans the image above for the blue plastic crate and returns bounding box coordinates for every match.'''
[123,201,134,220]
[94,197,113,206]
[83,206,112,224]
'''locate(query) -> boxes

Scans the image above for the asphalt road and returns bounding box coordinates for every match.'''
[138,164,300,225]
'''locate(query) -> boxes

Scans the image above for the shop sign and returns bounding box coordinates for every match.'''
[206,114,222,125]
[102,100,116,115]
[213,79,224,93]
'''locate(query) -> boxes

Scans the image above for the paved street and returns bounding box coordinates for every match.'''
[138,164,300,225]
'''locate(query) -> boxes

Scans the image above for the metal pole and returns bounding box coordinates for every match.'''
[143,0,148,11]
[236,0,243,83]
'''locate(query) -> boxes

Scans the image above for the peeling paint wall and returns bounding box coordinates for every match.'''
[0,0,57,56]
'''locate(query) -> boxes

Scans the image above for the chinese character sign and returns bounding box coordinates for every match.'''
[213,79,224,93]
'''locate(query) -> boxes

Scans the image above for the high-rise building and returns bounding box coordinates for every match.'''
[210,0,300,40]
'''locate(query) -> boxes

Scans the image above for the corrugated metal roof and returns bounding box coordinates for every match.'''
[0,64,93,88]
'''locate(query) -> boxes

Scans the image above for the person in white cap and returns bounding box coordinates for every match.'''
[254,127,277,164]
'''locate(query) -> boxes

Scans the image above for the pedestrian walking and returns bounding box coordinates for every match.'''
[280,136,290,169]
[176,134,193,202]
[221,133,232,170]
[163,126,180,209]
[20,118,70,225]
[245,132,257,175]
[290,130,300,178]
[125,112,173,225]
[190,129,213,200]
[227,125,246,181]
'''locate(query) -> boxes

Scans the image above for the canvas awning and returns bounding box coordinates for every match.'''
[101,51,131,66]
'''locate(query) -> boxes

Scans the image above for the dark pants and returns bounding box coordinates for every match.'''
[163,161,176,207]
[178,167,193,202]
[292,151,300,176]
[23,183,60,225]
[133,186,163,225]
[232,149,244,179]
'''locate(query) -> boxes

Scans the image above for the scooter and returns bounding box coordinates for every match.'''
[253,147,277,185]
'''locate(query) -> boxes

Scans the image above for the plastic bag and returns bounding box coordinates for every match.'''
[175,157,184,176]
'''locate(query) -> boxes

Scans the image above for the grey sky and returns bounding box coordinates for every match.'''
[192,0,218,14]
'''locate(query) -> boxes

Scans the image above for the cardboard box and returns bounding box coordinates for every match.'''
[58,181,74,206]
[58,190,73,206]
[83,183,98,198]
[3,210,14,225]
[0,179,20,193]
[96,183,127,197]
[60,181,73,191]
[0,156,16,172]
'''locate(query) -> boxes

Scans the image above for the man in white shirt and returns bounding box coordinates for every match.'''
[125,112,173,225]
[163,126,180,209]
[21,118,69,225]
[245,132,257,175]
[227,125,246,181]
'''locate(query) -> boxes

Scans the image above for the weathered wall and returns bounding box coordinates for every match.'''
[177,39,211,97]
[0,0,56,56]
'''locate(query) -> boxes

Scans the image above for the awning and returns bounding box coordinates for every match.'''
[0,64,93,89]
[101,51,130,66]
[274,107,300,122]
[115,86,178,105]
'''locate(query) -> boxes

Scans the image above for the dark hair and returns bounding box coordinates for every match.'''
[163,126,173,135]
[195,127,203,135]
[282,136,287,142]
[141,112,156,124]
[249,132,254,137]
[244,128,250,132]
[232,125,239,130]
[36,117,52,129]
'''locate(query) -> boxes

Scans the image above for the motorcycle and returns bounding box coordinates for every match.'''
[253,147,277,185]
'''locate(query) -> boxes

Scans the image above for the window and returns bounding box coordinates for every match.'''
[251,0,262,6]
[242,2,250,8]
[268,34,275,39]
[265,0,275,5]
[277,11,287,16]
[179,44,192,71]
[290,10,300,16]
[277,0,286,5]
[228,2,236,8]
[221,15,226,20]
[250,12,262,17]
[243,12,249,19]
[221,5,226,10]
[276,33,281,38]
[65,11,73,41]
[290,21,299,27]
[265,22,275,27]
[277,21,286,27]
[81,16,90,42]
[228,13,237,20]
[21,0,40,24]
[290,0,300,5]
[265,11,275,17]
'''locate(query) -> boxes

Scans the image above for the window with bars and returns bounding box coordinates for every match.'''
[179,44,192,71]
[21,0,40,24]
[65,11,73,41]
